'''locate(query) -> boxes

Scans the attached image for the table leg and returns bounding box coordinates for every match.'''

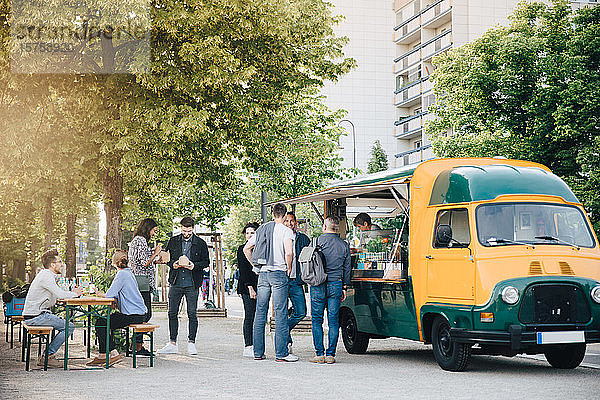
[87,306,91,359]
[150,332,154,367]
[64,305,69,370]
[105,305,110,369]
[44,334,49,371]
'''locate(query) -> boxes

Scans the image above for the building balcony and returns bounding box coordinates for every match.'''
[422,0,452,28]
[421,29,452,61]
[395,144,433,166]
[421,76,433,93]
[395,112,427,139]
[394,17,421,44]
[394,47,421,74]
[394,80,423,107]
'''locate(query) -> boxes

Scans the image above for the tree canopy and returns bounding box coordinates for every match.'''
[0,0,354,275]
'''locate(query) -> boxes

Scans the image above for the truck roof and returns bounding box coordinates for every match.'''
[269,158,579,207]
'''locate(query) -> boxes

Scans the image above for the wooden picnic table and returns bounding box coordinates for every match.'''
[57,297,116,370]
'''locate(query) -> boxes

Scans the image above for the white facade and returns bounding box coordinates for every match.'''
[321,0,397,171]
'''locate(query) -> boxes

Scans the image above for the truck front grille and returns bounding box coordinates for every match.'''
[518,284,590,325]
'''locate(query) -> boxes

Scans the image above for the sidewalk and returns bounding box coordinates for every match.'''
[2,311,599,399]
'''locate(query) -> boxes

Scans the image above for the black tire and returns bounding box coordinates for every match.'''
[544,343,586,369]
[341,311,369,354]
[431,316,471,371]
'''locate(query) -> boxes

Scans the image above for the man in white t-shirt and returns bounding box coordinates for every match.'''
[243,202,297,362]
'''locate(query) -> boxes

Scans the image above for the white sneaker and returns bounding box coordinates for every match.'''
[243,346,253,358]
[157,342,178,354]
[287,343,293,355]
[187,342,198,355]
[276,354,299,362]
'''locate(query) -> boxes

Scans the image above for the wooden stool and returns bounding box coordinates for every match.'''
[22,324,53,371]
[127,324,159,368]
[10,315,24,348]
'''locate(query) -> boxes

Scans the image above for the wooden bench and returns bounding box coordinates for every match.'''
[126,324,159,368]
[22,324,54,371]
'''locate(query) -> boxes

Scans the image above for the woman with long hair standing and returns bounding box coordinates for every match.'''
[128,217,161,355]
[237,222,259,358]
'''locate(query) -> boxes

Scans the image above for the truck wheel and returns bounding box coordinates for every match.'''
[544,343,586,369]
[341,311,369,354]
[431,316,471,371]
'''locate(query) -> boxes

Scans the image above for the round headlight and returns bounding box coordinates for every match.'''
[591,286,600,304]
[501,286,519,305]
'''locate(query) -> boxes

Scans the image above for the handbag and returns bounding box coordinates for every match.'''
[135,275,150,292]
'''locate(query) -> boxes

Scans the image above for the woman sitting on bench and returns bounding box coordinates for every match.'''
[86,250,148,367]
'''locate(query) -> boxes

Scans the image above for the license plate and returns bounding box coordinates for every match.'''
[536,331,585,345]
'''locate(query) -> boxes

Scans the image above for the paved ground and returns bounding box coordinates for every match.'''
[2,295,600,399]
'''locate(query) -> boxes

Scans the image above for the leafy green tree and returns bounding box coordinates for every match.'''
[1,0,354,273]
[367,140,388,173]
[254,94,347,209]
[427,0,600,231]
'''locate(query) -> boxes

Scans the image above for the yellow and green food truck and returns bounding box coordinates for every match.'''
[276,158,600,371]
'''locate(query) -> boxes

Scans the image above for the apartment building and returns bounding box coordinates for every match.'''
[392,0,598,167]
[321,0,397,171]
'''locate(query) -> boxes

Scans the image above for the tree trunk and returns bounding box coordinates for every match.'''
[29,239,39,280]
[65,213,77,278]
[103,168,123,271]
[44,195,53,250]
[13,258,26,282]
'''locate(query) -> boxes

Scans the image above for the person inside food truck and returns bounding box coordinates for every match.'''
[351,213,383,253]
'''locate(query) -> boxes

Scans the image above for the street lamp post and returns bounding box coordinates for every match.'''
[338,119,356,170]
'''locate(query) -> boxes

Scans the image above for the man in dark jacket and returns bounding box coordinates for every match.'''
[158,216,209,355]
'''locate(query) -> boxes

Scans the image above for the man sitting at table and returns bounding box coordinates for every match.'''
[22,248,83,368]
[86,250,148,367]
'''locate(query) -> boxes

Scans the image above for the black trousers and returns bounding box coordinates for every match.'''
[241,293,256,347]
[95,312,145,353]
[137,291,152,343]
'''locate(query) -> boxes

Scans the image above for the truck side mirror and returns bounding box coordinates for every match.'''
[435,224,452,247]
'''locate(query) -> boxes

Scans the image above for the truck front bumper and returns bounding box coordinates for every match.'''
[450,325,600,351]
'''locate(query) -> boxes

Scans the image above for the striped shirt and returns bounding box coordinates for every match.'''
[128,235,156,290]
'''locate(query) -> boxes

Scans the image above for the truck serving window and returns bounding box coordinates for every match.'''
[476,203,596,248]
[433,208,471,248]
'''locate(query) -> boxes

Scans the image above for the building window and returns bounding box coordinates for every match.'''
[414,140,422,149]
[424,94,436,111]
[414,0,421,14]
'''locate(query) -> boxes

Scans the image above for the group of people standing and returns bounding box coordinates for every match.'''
[238,203,351,363]
[18,204,351,367]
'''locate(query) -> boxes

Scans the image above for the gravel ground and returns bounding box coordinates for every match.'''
[1,310,600,399]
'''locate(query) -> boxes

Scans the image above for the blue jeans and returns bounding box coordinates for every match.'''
[310,280,343,357]
[25,312,75,355]
[253,270,289,358]
[168,285,199,343]
[287,279,306,344]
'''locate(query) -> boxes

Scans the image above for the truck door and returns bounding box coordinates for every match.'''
[426,208,475,301]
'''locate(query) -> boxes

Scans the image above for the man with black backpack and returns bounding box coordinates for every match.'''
[309,215,351,364]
